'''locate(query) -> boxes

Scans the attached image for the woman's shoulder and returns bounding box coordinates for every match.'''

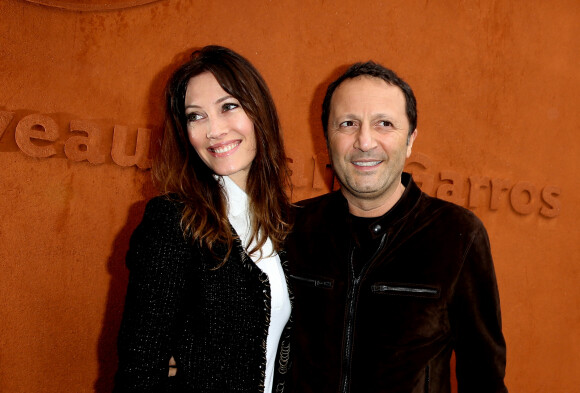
[131,195,184,241]
[145,193,181,210]
[140,194,183,221]
[126,195,191,270]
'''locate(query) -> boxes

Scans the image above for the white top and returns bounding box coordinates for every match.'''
[221,176,291,393]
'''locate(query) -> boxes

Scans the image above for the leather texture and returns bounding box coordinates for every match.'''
[286,173,508,393]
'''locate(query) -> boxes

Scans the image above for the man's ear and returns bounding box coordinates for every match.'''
[406,129,418,157]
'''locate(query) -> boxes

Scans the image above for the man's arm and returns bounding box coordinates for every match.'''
[450,224,508,393]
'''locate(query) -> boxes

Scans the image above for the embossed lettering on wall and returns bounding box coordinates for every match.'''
[1,111,152,169]
[1,111,561,218]
[405,153,561,218]
[287,151,561,219]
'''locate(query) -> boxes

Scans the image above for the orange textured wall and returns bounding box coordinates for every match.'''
[1,0,579,392]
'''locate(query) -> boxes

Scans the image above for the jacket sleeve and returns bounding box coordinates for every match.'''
[450,222,508,393]
[113,197,192,393]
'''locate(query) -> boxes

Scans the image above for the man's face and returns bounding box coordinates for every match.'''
[327,75,417,205]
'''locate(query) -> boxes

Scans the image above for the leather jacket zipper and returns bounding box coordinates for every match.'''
[289,274,333,288]
[340,233,387,393]
[371,284,439,297]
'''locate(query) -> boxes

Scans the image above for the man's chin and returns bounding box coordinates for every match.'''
[340,185,384,201]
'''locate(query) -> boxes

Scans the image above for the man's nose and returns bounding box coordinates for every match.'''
[354,124,376,151]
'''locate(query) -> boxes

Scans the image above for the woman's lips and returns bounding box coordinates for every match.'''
[208,140,241,156]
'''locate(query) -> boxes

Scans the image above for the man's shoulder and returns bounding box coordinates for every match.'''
[289,192,347,234]
[295,191,336,207]
[418,192,486,232]
[293,191,344,216]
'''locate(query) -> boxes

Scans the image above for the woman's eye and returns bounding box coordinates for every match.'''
[186,113,203,123]
[222,102,239,112]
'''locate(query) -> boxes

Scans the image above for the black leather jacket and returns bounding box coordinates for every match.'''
[287,173,507,393]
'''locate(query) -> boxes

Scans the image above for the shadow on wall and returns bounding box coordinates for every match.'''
[93,47,203,392]
[94,199,144,393]
[306,64,352,193]
[95,178,160,393]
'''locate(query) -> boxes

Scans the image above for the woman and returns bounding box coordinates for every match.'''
[114,45,292,393]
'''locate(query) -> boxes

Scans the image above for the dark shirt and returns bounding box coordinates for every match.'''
[350,214,382,277]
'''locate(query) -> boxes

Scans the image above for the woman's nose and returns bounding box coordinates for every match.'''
[206,116,228,139]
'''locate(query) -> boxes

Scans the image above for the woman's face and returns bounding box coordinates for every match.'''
[184,72,257,190]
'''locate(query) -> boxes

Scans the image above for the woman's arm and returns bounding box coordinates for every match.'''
[113,197,191,393]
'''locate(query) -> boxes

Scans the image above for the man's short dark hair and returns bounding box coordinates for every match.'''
[321,61,417,139]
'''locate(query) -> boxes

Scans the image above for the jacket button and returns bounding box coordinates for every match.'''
[372,224,382,233]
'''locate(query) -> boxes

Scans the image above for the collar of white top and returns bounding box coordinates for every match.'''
[220,175,248,218]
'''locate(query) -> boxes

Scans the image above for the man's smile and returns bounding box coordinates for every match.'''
[352,160,382,167]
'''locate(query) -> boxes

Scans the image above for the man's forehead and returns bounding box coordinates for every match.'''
[339,74,396,89]
[330,76,405,110]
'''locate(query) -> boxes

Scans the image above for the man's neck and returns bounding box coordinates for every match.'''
[344,182,406,218]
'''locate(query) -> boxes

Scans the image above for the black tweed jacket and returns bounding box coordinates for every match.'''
[113,196,292,393]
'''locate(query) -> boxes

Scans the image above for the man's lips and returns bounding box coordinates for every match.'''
[208,140,241,156]
[352,160,382,167]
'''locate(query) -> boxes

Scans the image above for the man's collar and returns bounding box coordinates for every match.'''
[340,172,423,238]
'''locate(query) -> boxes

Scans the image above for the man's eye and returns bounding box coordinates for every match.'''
[223,103,239,111]
[339,120,355,127]
[186,113,203,123]
[378,120,393,127]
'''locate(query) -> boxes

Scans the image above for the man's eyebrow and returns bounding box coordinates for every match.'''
[334,113,359,120]
[371,112,394,119]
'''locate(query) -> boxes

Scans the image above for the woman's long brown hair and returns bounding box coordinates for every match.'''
[153,45,292,266]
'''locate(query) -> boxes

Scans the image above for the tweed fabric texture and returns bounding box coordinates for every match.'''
[113,196,292,393]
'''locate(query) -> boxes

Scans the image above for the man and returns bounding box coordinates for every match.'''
[287,62,508,393]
